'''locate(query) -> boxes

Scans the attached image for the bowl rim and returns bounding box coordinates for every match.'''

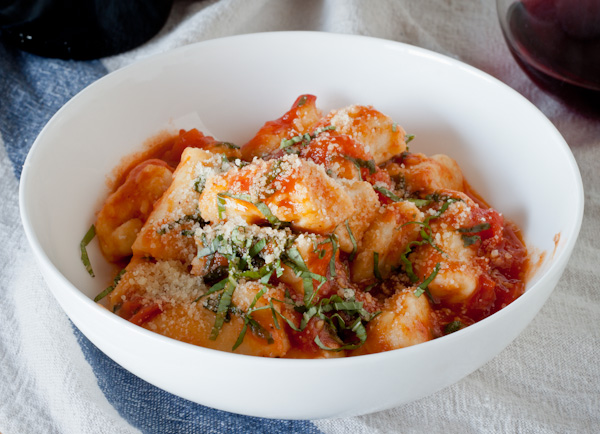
[18,31,585,366]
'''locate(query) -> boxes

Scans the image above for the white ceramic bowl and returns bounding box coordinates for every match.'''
[19,32,583,419]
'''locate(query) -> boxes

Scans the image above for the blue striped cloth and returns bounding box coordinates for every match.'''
[0,40,321,434]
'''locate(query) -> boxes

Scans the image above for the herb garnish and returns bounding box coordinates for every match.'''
[232,286,275,350]
[193,224,290,346]
[373,186,402,202]
[296,95,308,107]
[345,219,358,261]
[457,222,491,247]
[216,192,290,228]
[344,156,377,179]
[399,196,459,283]
[94,269,126,302]
[193,174,206,194]
[373,252,383,281]
[80,224,96,277]
[280,125,336,150]
[445,320,464,334]
[413,262,440,299]
[157,212,206,235]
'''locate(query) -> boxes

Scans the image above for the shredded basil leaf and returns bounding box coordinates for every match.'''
[329,235,338,277]
[458,222,491,233]
[93,269,126,302]
[80,224,96,277]
[296,95,308,107]
[458,222,490,247]
[344,156,377,176]
[462,235,481,247]
[249,238,267,257]
[445,320,464,334]
[407,198,433,207]
[209,281,236,340]
[217,192,290,228]
[373,252,383,280]
[217,141,239,149]
[232,286,274,350]
[345,220,358,262]
[373,186,402,202]
[414,262,441,298]
[280,125,336,149]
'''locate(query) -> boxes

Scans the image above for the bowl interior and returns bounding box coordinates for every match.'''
[22,33,580,299]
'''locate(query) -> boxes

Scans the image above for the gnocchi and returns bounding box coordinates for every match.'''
[87,95,529,358]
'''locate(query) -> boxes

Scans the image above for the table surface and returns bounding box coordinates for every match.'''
[1,1,598,433]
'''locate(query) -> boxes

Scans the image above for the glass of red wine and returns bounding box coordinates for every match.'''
[497,0,600,116]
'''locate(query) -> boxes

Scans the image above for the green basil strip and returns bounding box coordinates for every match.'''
[269,299,281,330]
[209,281,235,340]
[232,322,249,351]
[462,234,481,247]
[407,198,432,207]
[345,220,358,262]
[194,276,228,302]
[254,201,288,227]
[259,269,273,285]
[329,235,338,278]
[93,269,126,302]
[400,241,421,283]
[313,319,367,351]
[281,135,301,149]
[280,125,336,149]
[414,262,441,298]
[364,282,378,292]
[300,305,319,330]
[80,224,96,277]
[445,320,464,334]
[217,194,227,219]
[217,141,239,149]
[344,156,377,176]
[405,134,415,144]
[296,95,308,107]
[232,286,272,350]
[373,186,401,202]
[249,238,267,258]
[247,318,274,344]
[457,222,491,233]
[264,160,282,186]
[274,308,303,331]
[319,300,363,313]
[373,252,382,280]
[219,192,289,228]
[193,174,206,194]
[284,247,308,272]
[249,286,267,310]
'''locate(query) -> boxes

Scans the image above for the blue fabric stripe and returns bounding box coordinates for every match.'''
[0,42,107,179]
[1,40,321,433]
[73,326,322,434]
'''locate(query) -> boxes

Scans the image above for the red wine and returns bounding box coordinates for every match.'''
[0,0,173,60]
[501,0,600,116]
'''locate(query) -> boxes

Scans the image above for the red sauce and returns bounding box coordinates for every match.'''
[100,115,530,356]
[432,189,529,331]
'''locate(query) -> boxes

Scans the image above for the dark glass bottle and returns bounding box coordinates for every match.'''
[0,0,173,60]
